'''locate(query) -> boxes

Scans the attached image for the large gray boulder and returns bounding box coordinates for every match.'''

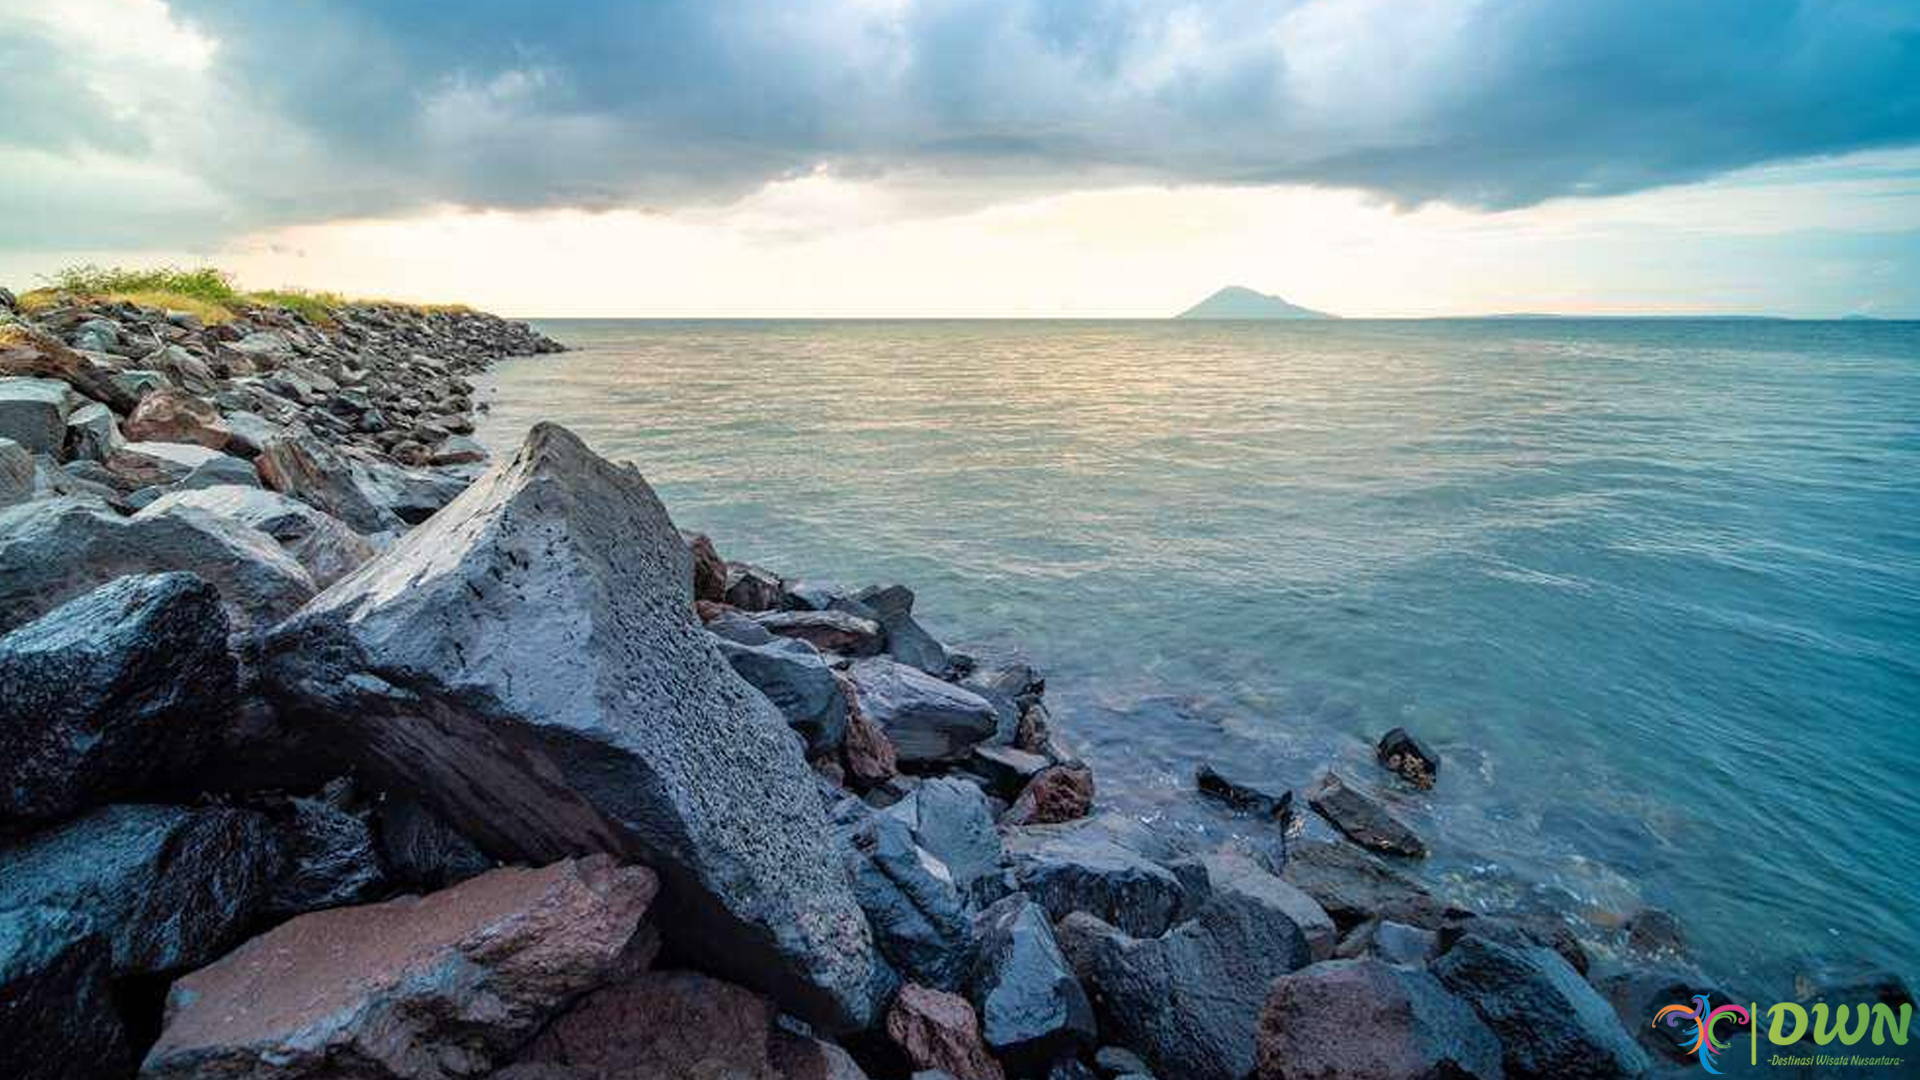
[0,376,70,455]
[1434,935,1650,1079]
[1256,959,1505,1080]
[1008,824,1187,938]
[0,495,315,635]
[261,423,883,1031]
[140,485,376,588]
[63,402,123,462]
[715,634,850,758]
[846,656,998,765]
[968,894,1095,1071]
[0,573,236,824]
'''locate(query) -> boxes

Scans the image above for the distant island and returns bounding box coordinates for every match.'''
[1176,285,1335,320]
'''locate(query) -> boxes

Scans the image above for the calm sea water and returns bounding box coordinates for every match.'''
[474,318,1920,993]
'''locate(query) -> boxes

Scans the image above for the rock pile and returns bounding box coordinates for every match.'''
[0,289,1673,1080]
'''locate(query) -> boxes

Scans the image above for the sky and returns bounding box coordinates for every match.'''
[2,0,1918,317]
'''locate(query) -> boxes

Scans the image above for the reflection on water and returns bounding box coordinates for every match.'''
[475,318,1920,993]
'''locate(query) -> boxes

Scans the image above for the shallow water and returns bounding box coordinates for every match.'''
[475,318,1920,992]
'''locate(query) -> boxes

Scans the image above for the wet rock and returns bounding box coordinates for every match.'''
[727,561,785,610]
[256,434,405,534]
[124,388,231,450]
[0,495,314,635]
[265,785,388,917]
[1005,764,1095,827]
[139,485,376,588]
[1594,967,1738,1065]
[143,856,657,1080]
[1283,841,1460,931]
[0,572,235,823]
[1434,934,1650,1080]
[0,376,71,455]
[889,777,1005,898]
[682,530,728,603]
[0,437,30,507]
[1438,914,1590,977]
[0,805,281,979]
[848,657,999,766]
[756,608,886,656]
[886,983,1007,1080]
[958,655,1042,744]
[263,424,882,1031]
[1377,727,1440,789]
[1624,908,1685,957]
[969,894,1096,1071]
[1093,1046,1152,1077]
[1306,772,1428,858]
[1009,825,1187,939]
[855,584,951,676]
[840,802,976,991]
[0,906,134,1080]
[63,401,123,462]
[1194,764,1293,822]
[718,634,851,757]
[1201,853,1336,962]
[1256,958,1504,1080]
[374,796,495,892]
[1373,920,1443,965]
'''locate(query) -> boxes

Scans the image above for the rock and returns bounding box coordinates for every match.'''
[969,894,1096,1070]
[348,457,475,524]
[73,318,119,352]
[0,328,139,413]
[1194,764,1293,822]
[1093,1047,1152,1077]
[847,657,999,766]
[262,424,882,1031]
[219,410,282,457]
[0,495,314,635]
[1373,920,1442,965]
[727,562,785,610]
[840,802,976,991]
[143,856,657,1080]
[63,401,122,462]
[0,906,134,1080]
[105,440,231,488]
[1255,959,1505,1080]
[1434,934,1651,1080]
[0,572,236,823]
[139,485,376,589]
[518,969,868,1080]
[842,674,903,790]
[123,388,231,450]
[1306,772,1428,858]
[1201,853,1336,962]
[755,608,886,656]
[0,377,71,455]
[1377,727,1440,789]
[430,433,488,465]
[1594,967,1738,1065]
[718,634,851,758]
[889,777,1004,899]
[855,584,950,675]
[0,804,281,979]
[256,434,405,534]
[374,796,495,891]
[265,787,388,917]
[1437,914,1590,977]
[1005,764,1095,827]
[1624,908,1685,957]
[886,984,1007,1080]
[1283,841,1459,931]
[0,437,32,507]
[1009,827,1187,939]
[970,744,1051,800]
[957,654,1043,743]
[682,530,728,603]
[109,368,170,403]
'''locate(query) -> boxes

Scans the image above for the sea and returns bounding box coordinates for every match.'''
[473,317,1920,996]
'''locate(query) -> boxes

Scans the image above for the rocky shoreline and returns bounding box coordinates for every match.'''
[0,289,1902,1080]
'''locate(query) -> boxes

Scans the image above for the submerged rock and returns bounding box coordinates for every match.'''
[847,656,999,766]
[142,856,657,1080]
[1194,763,1293,822]
[1306,772,1428,858]
[1256,959,1504,1080]
[1377,727,1440,789]
[0,572,236,823]
[1434,934,1650,1080]
[263,423,883,1031]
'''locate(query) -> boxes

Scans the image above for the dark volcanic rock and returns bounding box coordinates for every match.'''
[1624,908,1686,957]
[755,608,886,656]
[970,744,1050,800]
[1434,935,1650,1080]
[374,795,495,892]
[968,894,1096,1071]
[1004,764,1095,827]
[718,634,851,758]
[1306,772,1428,858]
[1009,825,1187,939]
[855,584,951,676]
[0,572,235,824]
[839,800,975,992]
[262,424,881,1031]
[1594,967,1738,1065]
[1195,763,1293,821]
[1377,727,1440,789]
[887,777,1005,899]
[1256,959,1505,1080]
[0,804,281,980]
[847,656,999,766]
[0,906,134,1080]
[1438,914,1590,977]
[0,377,70,455]
[682,530,728,603]
[886,983,1007,1080]
[143,856,657,1080]
[726,562,785,610]
[264,786,388,917]
[1283,841,1460,931]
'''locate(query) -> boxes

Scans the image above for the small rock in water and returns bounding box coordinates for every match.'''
[1195,763,1293,821]
[1004,763,1095,826]
[1624,907,1686,957]
[1376,727,1440,789]
[1306,771,1428,858]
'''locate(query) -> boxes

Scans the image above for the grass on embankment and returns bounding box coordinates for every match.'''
[14,265,472,327]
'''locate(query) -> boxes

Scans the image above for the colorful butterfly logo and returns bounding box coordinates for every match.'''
[1654,994,1751,1074]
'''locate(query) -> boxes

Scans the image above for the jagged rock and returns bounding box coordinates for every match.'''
[0,437,32,507]
[262,424,882,1031]
[1346,919,1441,965]
[847,657,999,765]
[755,609,886,656]
[139,485,376,589]
[0,572,235,823]
[718,634,850,757]
[1195,764,1293,821]
[1283,841,1460,931]
[1256,959,1505,1080]
[0,495,314,635]
[957,653,1043,743]
[124,388,232,450]
[1201,853,1336,962]
[887,984,1006,1080]
[256,434,405,534]
[855,584,950,675]
[1377,727,1440,789]
[842,674,903,790]
[1437,914,1590,977]
[0,328,139,412]
[0,906,134,1080]
[838,800,975,991]
[971,745,1050,800]
[1008,825,1187,939]
[63,401,122,462]
[682,531,728,603]
[348,457,475,524]
[1306,772,1428,858]
[0,376,72,455]
[105,441,231,488]
[1093,1046,1152,1077]
[1434,935,1651,1080]
[726,562,785,610]
[109,369,170,402]
[969,894,1095,1071]
[1004,764,1094,826]
[142,856,656,1080]
[0,805,281,979]
[219,410,282,457]
[374,796,495,891]
[265,787,388,917]
[886,777,1004,898]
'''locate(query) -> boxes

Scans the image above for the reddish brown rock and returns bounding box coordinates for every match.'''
[684,531,728,603]
[695,598,735,623]
[141,856,658,1080]
[839,675,900,790]
[1003,764,1094,826]
[255,433,403,534]
[885,984,1006,1080]
[123,389,231,450]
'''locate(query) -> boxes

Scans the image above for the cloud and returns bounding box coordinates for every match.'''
[3,0,1918,247]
